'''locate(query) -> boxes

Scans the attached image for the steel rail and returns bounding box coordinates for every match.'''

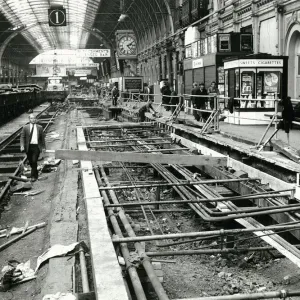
[99,166,170,300]
[0,105,55,202]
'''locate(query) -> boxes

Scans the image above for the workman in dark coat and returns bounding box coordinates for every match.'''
[20,114,46,181]
[111,85,119,120]
[170,88,179,114]
[161,82,171,111]
[112,85,119,106]
[138,99,157,122]
[193,83,208,122]
[191,82,199,120]
[279,96,295,145]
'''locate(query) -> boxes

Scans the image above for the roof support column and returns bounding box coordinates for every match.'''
[0,31,19,69]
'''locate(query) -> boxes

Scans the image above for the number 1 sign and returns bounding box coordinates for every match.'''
[48,8,67,27]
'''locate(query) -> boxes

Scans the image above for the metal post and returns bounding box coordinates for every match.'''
[156,186,161,209]
[274,95,278,139]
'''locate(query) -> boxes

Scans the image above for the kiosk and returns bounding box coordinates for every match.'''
[223,54,288,125]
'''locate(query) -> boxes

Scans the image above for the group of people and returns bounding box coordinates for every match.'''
[190,81,219,122]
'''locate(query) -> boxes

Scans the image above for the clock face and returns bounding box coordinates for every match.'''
[119,36,136,55]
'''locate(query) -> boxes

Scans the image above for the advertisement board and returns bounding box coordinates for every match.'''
[264,72,280,93]
[123,77,143,91]
[36,65,66,77]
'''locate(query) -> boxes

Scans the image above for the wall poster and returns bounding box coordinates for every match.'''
[241,72,253,96]
[264,72,280,94]
[218,67,225,84]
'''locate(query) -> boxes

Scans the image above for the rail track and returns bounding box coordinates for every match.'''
[79,113,300,300]
[0,104,62,202]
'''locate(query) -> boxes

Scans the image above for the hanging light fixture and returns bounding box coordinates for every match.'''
[118,0,128,22]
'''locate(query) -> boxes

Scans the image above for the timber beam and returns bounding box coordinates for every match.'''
[55,150,227,166]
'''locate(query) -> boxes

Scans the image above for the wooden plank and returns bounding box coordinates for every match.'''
[270,139,300,164]
[55,149,227,166]
[80,122,154,129]
[77,128,129,300]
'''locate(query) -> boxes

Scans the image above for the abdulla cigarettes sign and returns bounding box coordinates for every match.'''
[224,59,284,69]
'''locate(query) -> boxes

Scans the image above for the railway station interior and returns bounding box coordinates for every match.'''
[1,0,300,300]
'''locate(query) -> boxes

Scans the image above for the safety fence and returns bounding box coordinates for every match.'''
[109,91,300,148]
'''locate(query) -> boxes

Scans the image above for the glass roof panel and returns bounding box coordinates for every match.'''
[0,0,100,50]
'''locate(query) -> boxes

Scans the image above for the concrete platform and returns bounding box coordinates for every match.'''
[139,108,300,178]
[77,126,129,300]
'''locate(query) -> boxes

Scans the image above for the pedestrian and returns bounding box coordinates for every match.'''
[20,114,46,182]
[208,81,219,110]
[191,82,199,121]
[170,87,179,114]
[138,99,157,122]
[198,83,208,121]
[111,85,119,120]
[161,81,171,111]
[192,83,208,122]
[112,85,119,106]
[279,96,295,145]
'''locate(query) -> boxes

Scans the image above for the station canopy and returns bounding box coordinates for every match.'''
[30,49,96,66]
[0,0,171,53]
[0,0,99,50]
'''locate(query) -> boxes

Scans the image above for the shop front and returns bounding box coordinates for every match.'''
[183,32,253,95]
[223,54,288,125]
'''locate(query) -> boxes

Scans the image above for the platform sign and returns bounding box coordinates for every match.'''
[123,77,143,91]
[76,49,111,58]
[48,8,66,26]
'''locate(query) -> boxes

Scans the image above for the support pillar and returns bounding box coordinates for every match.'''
[252,0,259,54]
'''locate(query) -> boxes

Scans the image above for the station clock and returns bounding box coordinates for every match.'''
[116,30,137,59]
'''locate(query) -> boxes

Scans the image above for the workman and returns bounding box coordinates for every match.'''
[20,114,46,182]
[138,99,157,122]
[279,96,295,145]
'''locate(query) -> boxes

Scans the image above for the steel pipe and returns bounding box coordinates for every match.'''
[146,245,300,256]
[79,246,90,293]
[172,289,300,300]
[94,169,147,300]
[99,166,170,300]
[104,193,291,208]
[99,177,263,191]
[112,224,300,243]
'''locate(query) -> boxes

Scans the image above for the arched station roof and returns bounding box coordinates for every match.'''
[0,0,174,57]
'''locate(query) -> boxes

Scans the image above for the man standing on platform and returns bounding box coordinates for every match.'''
[20,114,46,182]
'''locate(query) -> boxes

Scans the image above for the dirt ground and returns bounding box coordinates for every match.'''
[2,107,300,300]
[101,142,300,300]
[0,108,83,299]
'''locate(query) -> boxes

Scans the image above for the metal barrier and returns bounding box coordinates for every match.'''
[117,91,299,147]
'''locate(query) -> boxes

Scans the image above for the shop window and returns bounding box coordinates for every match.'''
[240,25,252,34]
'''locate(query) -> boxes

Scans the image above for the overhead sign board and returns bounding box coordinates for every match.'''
[76,49,111,57]
[48,8,67,26]
[76,63,99,68]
